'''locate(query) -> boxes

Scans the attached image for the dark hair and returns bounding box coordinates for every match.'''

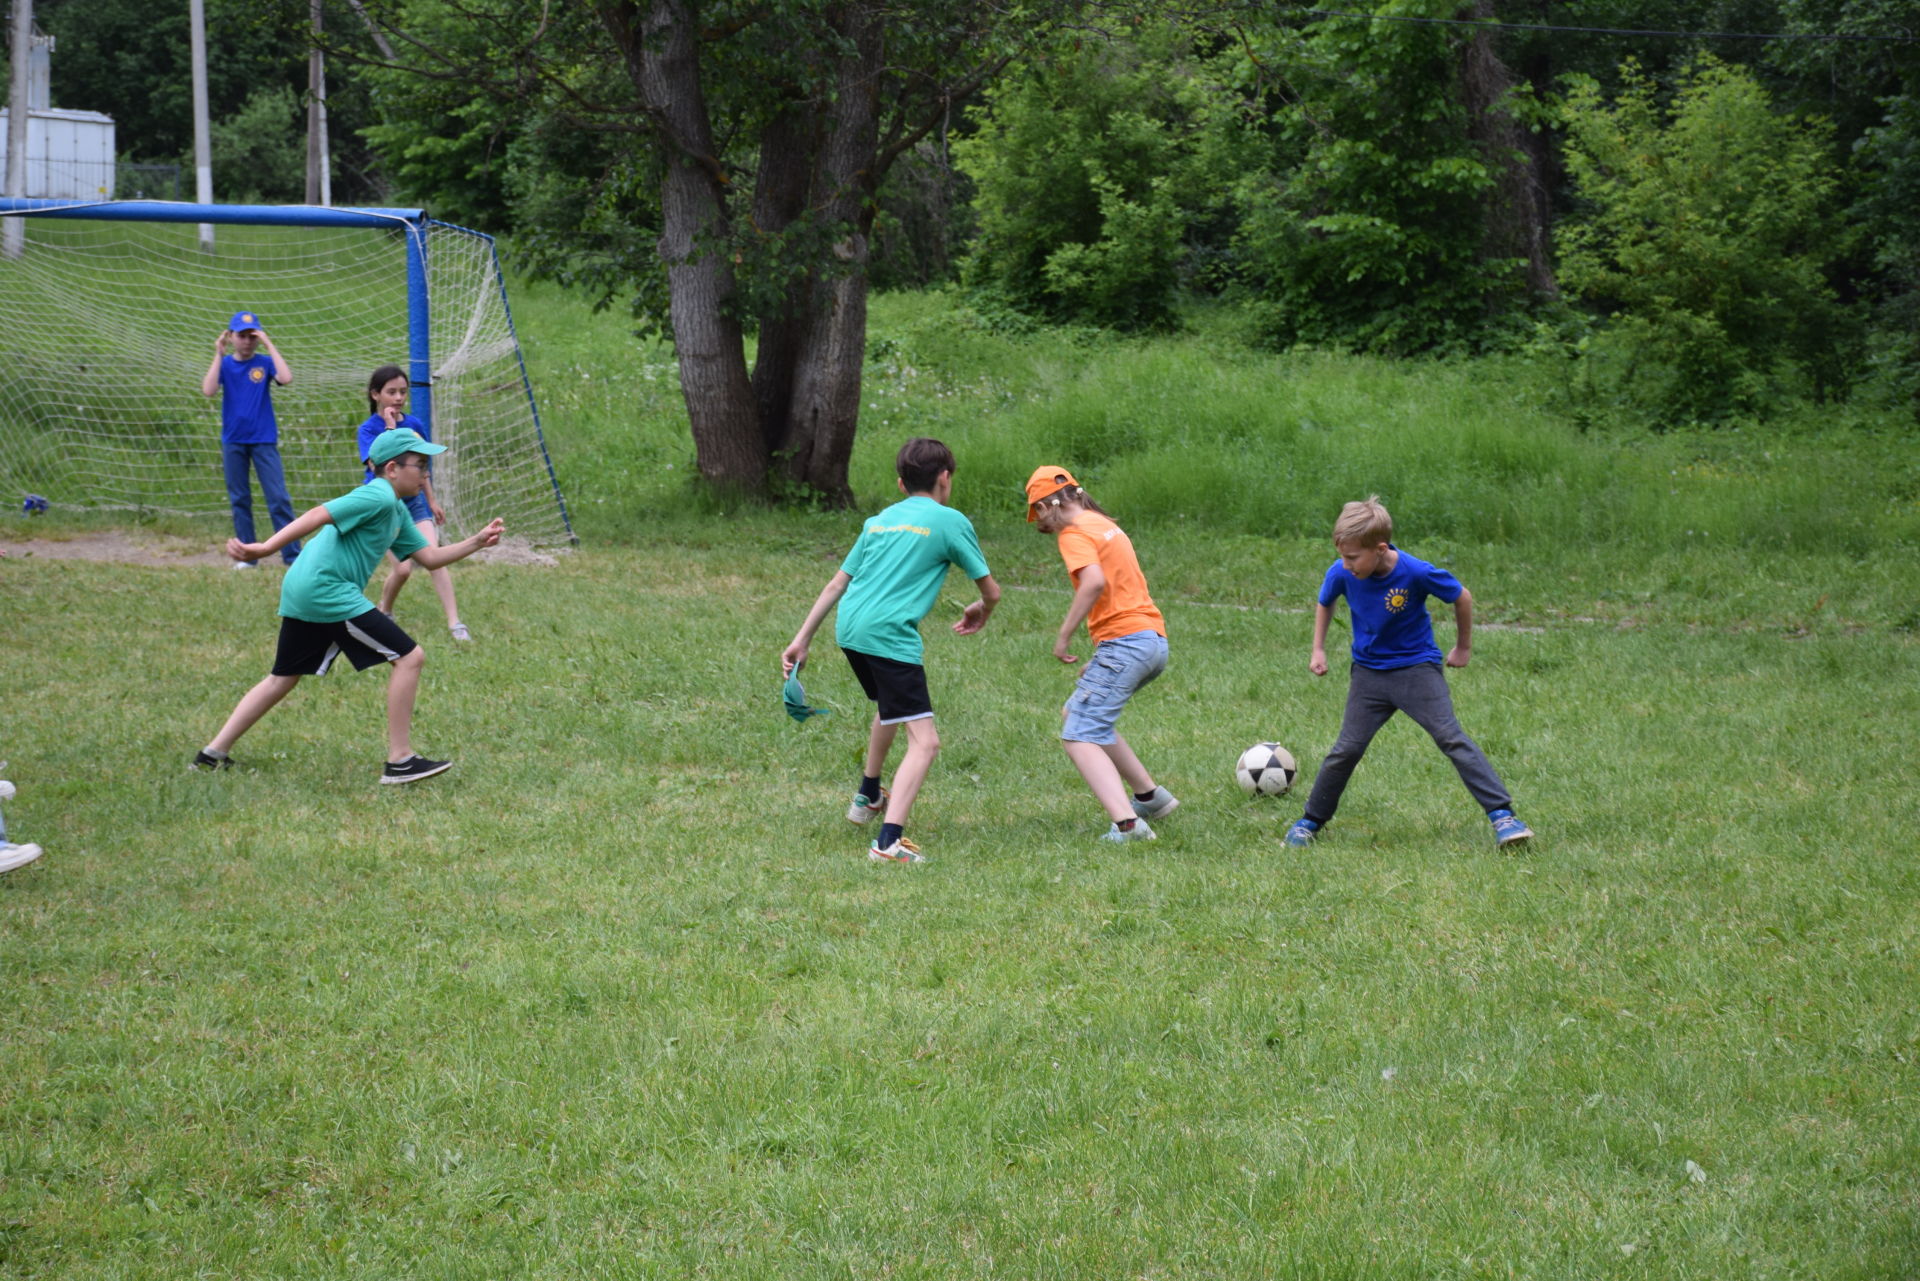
[896,437,957,493]
[366,364,407,418]
[377,450,429,476]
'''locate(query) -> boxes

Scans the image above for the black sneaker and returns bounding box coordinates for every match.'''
[190,750,233,771]
[380,755,453,785]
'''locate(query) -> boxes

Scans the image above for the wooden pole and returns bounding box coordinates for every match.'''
[4,0,32,258]
[189,0,213,249]
[305,0,329,205]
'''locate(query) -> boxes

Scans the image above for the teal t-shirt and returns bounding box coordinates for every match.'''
[277,479,429,623]
[834,495,991,665]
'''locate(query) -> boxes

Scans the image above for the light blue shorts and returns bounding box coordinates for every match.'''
[1061,629,1167,745]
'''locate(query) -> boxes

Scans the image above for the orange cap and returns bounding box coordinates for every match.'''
[1024,466,1079,520]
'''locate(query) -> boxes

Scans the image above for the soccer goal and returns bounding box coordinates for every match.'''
[0,199,574,547]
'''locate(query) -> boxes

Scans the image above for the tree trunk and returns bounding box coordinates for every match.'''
[603,0,767,495]
[750,107,821,462]
[1460,1,1556,298]
[777,4,883,506]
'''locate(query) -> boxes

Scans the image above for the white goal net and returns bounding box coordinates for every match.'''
[0,202,573,546]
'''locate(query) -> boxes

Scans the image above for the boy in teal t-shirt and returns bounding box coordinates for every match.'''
[782,438,1001,863]
[191,430,505,785]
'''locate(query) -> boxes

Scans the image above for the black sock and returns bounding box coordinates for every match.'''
[1116,818,1137,832]
[878,822,904,849]
[858,775,883,803]
[1133,789,1157,802]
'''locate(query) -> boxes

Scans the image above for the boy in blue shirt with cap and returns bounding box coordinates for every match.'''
[200,310,299,568]
[1286,495,1533,849]
[191,429,504,784]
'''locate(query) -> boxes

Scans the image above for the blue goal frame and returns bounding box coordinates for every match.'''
[0,197,575,542]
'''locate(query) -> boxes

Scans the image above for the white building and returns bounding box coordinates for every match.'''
[1,29,116,199]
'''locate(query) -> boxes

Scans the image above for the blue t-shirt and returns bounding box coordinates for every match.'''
[834,495,991,665]
[1318,547,1463,670]
[218,354,279,444]
[359,413,430,481]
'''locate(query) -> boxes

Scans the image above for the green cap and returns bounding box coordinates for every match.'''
[367,428,446,467]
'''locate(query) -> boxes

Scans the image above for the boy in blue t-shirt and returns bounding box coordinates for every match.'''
[200,310,300,567]
[781,438,1002,863]
[1286,496,1533,849]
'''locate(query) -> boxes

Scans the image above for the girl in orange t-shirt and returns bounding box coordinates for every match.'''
[1025,466,1178,842]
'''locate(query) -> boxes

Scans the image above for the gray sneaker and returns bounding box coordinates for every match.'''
[1130,786,1179,820]
[0,842,44,875]
[1101,818,1157,843]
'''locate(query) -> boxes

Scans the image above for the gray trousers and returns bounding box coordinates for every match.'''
[1303,662,1511,826]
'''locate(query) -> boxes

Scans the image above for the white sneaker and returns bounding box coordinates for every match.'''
[1101,818,1157,843]
[0,842,43,874]
[449,623,472,642]
[1130,787,1179,820]
[232,559,259,570]
[846,787,888,824]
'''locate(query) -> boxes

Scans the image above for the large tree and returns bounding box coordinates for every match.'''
[347,0,1077,505]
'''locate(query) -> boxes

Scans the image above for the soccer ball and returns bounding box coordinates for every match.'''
[1235,742,1297,797]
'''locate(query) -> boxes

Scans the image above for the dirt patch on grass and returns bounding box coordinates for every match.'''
[0,531,228,567]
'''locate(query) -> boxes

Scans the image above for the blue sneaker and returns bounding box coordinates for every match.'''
[1489,810,1533,848]
[1283,818,1318,847]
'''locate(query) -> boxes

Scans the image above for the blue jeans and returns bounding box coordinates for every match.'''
[223,441,299,562]
[1061,629,1168,745]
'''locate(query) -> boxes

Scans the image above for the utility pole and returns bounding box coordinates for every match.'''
[304,0,329,205]
[4,0,31,259]
[189,0,213,249]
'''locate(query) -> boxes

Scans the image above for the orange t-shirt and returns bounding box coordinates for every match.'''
[1057,511,1165,643]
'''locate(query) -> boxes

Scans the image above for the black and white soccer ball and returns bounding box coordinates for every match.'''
[1235,742,1297,797]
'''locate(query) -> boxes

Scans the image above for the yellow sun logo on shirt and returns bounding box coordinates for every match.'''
[1384,588,1410,613]
[249,367,266,382]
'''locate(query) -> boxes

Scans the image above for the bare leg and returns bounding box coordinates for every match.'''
[378,552,412,615]
[863,716,899,779]
[412,520,463,629]
[882,717,940,825]
[1064,739,1134,822]
[208,674,301,753]
[1100,734,1156,794]
[386,647,425,762]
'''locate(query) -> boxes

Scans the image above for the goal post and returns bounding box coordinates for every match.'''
[0,198,575,547]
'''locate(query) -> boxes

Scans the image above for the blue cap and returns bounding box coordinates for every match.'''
[229,311,262,332]
[367,428,446,467]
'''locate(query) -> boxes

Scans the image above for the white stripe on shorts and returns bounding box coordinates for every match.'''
[344,618,402,663]
[313,642,343,676]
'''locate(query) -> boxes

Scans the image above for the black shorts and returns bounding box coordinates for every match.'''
[272,609,418,677]
[841,648,933,724]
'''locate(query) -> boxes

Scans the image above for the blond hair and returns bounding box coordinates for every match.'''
[1332,495,1392,547]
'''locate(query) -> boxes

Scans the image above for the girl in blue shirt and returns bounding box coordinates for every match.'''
[357,365,471,641]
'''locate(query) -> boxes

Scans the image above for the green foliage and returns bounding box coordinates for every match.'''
[1557,58,1852,424]
[206,86,306,206]
[1221,7,1511,354]
[1854,94,1920,422]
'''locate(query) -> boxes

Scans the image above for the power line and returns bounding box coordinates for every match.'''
[1301,8,1920,43]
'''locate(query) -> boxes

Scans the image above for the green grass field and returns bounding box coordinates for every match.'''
[2,284,1916,1278]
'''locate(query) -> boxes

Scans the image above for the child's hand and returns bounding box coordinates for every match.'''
[781,640,808,677]
[1445,646,1470,668]
[1052,636,1079,665]
[214,329,232,354]
[952,600,990,635]
[381,405,405,429]
[474,518,505,549]
[226,537,265,562]
[1309,648,1329,676]
[430,499,446,525]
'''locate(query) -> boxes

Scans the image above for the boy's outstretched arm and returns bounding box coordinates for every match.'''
[1309,602,1334,675]
[258,330,293,385]
[229,504,333,562]
[410,519,504,570]
[783,571,851,675]
[1446,588,1473,668]
[953,573,1000,636]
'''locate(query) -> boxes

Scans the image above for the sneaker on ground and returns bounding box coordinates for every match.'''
[449,624,472,642]
[1283,818,1319,847]
[1130,787,1179,820]
[1101,818,1157,842]
[0,842,43,875]
[1490,811,1533,847]
[190,750,233,771]
[381,755,454,785]
[232,559,258,570]
[846,787,888,824]
[868,835,924,864]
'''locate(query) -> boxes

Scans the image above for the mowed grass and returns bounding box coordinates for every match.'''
[2,283,1918,1278]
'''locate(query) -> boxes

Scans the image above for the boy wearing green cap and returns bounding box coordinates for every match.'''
[192,429,504,784]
